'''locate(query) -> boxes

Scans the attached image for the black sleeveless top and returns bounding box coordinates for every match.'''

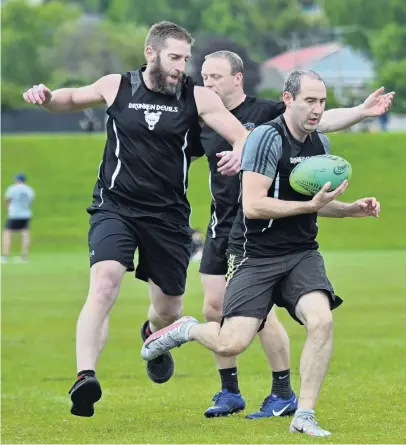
[88,67,201,223]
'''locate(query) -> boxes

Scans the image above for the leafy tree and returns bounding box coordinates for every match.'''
[1,0,81,86]
[1,0,81,108]
[42,18,147,87]
[321,0,406,112]
[103,0,324,58]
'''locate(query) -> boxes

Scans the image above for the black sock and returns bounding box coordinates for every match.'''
[77,370,95,378]
[271,369,293,399]
[219,367,239,394]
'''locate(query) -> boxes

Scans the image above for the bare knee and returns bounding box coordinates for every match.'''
[201,274,225,322]
[150,281,183,324]
[213,317,260,357]
[305,311,333,334]
[301,307,333,337]
[154,298,182,324]
[215,338,248,357]
[91,275,121,305]
[88,262,125,307]
[296,291,334,335]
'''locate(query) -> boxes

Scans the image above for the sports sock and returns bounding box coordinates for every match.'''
[271,369,293,399]
[219,367,239,394]
[294,409,314,418]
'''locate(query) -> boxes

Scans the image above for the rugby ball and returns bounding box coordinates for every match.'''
[289,154,352,196]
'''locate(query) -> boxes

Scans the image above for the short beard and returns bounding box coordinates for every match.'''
[149,54,183,96]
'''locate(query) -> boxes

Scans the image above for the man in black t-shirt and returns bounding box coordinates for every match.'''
[23,22,251,417]
[193,51,394,419]
[141,70,382,436]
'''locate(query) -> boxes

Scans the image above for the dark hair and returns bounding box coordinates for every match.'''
[145,21,194,51]
[283,70,325,99]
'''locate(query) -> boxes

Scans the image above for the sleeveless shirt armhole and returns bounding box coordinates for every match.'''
[106,73,132,118]
[187,80,199,118]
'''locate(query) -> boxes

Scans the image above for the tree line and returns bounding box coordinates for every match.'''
[2,0,405,112]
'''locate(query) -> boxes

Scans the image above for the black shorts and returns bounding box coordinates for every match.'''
[5,218,30,230]
[199,236,229,275]
[223,249,343,325]
[88,210,193,296]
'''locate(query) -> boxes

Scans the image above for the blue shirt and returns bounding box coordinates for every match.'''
[5,184,35,219]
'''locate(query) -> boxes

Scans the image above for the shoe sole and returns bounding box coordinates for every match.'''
[246,407,296,419]
[141,322,175,384]
[204,407,245,418]
[70,380,102,417]
[146,352,174,384]
[290,428,331,436]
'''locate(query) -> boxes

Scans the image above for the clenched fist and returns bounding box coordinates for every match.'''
[23,84,52,105]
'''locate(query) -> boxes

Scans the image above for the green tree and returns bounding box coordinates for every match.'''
[1,0,81,108]
[42,18,147,88]
[322,0,406,112]
[103,0,323,58]
[369,23,406,66]
[1,0,81,85]
[369,24,406,113]
[106,0,172,24]
[322,0,388,54]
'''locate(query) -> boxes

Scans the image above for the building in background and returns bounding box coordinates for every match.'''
[259,42,375,99]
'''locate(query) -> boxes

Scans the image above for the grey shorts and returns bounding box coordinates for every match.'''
[223,249,343,325]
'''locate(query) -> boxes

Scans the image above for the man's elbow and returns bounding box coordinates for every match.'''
[242,200,261,219]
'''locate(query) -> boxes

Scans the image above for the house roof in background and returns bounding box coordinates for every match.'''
[264,43,341,71]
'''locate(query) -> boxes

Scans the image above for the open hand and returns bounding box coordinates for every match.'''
[347,197,380,218]
[310,180,348,212]
[362,87,395,117]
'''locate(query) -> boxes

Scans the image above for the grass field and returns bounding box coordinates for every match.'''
[2,133,406,252]
[2,251,406,443]
[2,133,406,443]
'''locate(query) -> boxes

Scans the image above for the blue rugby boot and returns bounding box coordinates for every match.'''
[204,389,246,418]
[246,392,297,419]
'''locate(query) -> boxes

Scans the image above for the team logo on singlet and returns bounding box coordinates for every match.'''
[290,156,312,164]
[243,122,256,131]
[144,110,162,130]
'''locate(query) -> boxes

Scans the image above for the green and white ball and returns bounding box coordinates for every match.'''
[289,154,352,196]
